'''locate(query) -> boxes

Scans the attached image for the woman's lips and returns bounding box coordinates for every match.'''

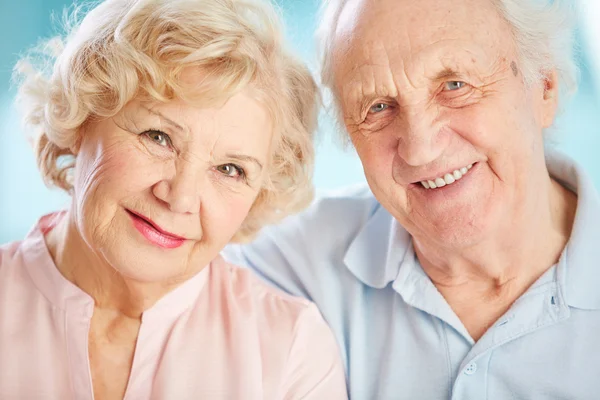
[126,210,186,249]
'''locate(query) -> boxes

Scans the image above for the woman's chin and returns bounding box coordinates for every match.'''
[97,241,189,284]
[90,219,215,284]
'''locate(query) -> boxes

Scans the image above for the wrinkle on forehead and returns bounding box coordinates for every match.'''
[334,0,506,56]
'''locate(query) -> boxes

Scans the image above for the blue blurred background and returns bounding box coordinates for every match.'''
[0,0,598,243]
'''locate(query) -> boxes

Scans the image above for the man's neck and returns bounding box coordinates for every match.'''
[417,177,576,289]
[412,177,577,339]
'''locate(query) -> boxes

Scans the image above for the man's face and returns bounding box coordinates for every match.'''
[332,0,559,249]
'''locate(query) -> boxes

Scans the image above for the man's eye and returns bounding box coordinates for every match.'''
[369,103,389,114]
[217,164,245,179]
[444,81,467,91]
[144,130,171,147]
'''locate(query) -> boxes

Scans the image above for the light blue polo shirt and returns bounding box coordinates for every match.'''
[223,151,600,400]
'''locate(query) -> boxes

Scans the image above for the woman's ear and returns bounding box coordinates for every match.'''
[69,125,85,155]
[540,69,560,129]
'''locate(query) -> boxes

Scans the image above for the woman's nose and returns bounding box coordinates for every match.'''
[152,160,203,214]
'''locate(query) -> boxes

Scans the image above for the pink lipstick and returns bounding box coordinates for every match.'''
[126,210,186,249]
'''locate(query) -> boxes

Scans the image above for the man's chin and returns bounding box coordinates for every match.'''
[410,211,496,251]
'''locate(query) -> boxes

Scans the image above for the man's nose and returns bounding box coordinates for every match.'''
[394,107,445,167]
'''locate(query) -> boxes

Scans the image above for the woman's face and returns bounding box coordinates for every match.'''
[71,89,273,283]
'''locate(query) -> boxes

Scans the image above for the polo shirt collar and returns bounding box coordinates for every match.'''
[548,150,600,310]
[343,204,411,289]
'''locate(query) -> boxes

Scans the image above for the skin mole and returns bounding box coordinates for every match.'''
[511,61,519,76]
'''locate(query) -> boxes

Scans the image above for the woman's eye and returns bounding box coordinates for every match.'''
[444,81,466,91]
[217,164,245,179]
[144,130,171,147]
[369,103,389,114]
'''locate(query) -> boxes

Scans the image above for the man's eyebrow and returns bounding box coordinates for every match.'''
[226,154,264,171]
[345,81,399,118]
[142,106,187,132]
[433,68,462,81]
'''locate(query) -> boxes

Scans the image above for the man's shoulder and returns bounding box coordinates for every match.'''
[222,183,389,298]
[270,183,381,238]
[314,182,374,201]
[313,183,378,212]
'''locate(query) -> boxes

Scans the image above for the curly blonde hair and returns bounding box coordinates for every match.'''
[14,0,318,242]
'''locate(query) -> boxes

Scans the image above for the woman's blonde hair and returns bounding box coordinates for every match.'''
[14,0,318,242]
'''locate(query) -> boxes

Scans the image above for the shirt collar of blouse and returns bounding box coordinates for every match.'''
[343,149,600,310]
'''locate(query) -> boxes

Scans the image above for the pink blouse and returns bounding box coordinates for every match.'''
[0,214,347,399]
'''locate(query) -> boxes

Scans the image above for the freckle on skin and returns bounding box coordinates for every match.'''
[511,61,519,77]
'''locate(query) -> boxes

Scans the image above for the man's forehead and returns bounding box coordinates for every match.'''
[331,0,509,80]
[333,0,504,53]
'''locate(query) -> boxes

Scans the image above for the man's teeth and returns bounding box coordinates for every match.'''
[420,164,473,189]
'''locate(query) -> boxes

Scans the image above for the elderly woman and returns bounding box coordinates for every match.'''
[225,0,600,398]
[0,0,347,398]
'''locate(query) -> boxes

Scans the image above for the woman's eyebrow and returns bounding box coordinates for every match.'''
[142,106,187,132]
[226,154,264,171]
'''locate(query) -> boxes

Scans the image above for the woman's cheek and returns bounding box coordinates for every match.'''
[208,192,257,238]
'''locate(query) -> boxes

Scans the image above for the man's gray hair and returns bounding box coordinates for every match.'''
[317,0,579,122]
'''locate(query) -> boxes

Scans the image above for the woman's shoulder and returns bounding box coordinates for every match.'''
[1,214,61,273]
[206,255,335,337]
[206,257,346,397]
[206,256,339,361]
[0,239,40,303]
[210,255,314,315]
[0,240,26,271]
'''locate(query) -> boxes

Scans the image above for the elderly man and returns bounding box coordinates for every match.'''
[225,0,600,398]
